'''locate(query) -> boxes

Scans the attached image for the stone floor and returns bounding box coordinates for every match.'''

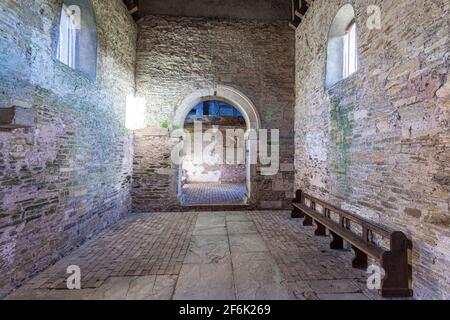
[5,211,383,300]
[182,183,247,206]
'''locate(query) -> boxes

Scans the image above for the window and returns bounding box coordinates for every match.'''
[325,4,358,88]
[56,0,97,80]
[343,22,357,78]
[57,5,78,68]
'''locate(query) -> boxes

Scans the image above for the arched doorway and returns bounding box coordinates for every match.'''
[173,86,261,206]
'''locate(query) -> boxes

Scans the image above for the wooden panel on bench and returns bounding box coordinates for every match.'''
[292,189,413,298]
[295,202,384,259]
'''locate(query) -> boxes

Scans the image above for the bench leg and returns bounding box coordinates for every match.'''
[352,246,368,270]
[314,222,326,236]
[330,231,344,249]
[292,206,304,218]
[303,215,313,226]
[380,232,413,298]
[380,252,413,298]
[292,190,304,218]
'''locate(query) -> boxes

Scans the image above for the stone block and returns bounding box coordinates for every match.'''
[387,58,420,80]
[0,106,35,129]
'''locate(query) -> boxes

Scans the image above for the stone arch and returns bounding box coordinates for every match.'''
[173,85,261,131]
[173,85,261,206]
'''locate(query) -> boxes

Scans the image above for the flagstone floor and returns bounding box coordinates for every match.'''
[5,211,382,300]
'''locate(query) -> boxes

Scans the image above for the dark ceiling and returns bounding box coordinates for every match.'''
[135,0,291,21]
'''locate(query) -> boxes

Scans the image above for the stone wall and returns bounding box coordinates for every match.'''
[132,128,180,212]
[0,0,137,297]
[133,16,296,211]
[294,0,449,299]
[219,165,246,184]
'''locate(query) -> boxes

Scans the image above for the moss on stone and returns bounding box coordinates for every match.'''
[426,215,450,228]
[266,109,273,122]
[404,208,422,218]
[329,98,354,193]
[372,145,383,151]
[330,98,353,174]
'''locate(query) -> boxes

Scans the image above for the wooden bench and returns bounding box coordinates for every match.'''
[292,189,413,298]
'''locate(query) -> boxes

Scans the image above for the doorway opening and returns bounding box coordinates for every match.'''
[180,100,248,206]
[173,86,261,207]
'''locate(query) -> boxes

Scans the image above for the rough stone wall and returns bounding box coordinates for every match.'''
[134,16,296,211]
[219,165,246,184]
[294,0,449,299]
[0,0,137,297]
[132,128,180,213]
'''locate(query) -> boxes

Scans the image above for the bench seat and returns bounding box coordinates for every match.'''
[292,189,413,298]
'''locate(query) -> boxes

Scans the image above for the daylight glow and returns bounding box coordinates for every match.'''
[126,95,146,130]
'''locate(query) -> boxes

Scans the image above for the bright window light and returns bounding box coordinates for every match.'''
[343,23,357,78]
[57,5,78,68]
[126,95,146,130]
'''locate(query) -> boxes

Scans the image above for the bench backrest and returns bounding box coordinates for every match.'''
[294,190,412,253]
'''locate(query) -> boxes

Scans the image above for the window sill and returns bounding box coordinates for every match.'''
[325,70,359,92]
[53,58,97,83]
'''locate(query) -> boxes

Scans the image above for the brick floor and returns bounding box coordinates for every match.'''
[22,212,197,290]
[6,211,386,300]
[182,183,246,205]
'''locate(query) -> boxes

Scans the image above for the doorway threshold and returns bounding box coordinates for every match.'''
[181,202,251,211]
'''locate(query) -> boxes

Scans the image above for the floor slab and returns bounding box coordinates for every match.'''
[195,215,226,228]
[184,235,231,264]
[225,213,251,222]
[227,221,258,235]
[193,226,228,236]
[229,234,269,253]
[173,263,235,300]
[89,277,133,300]
[232,252,292,300]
